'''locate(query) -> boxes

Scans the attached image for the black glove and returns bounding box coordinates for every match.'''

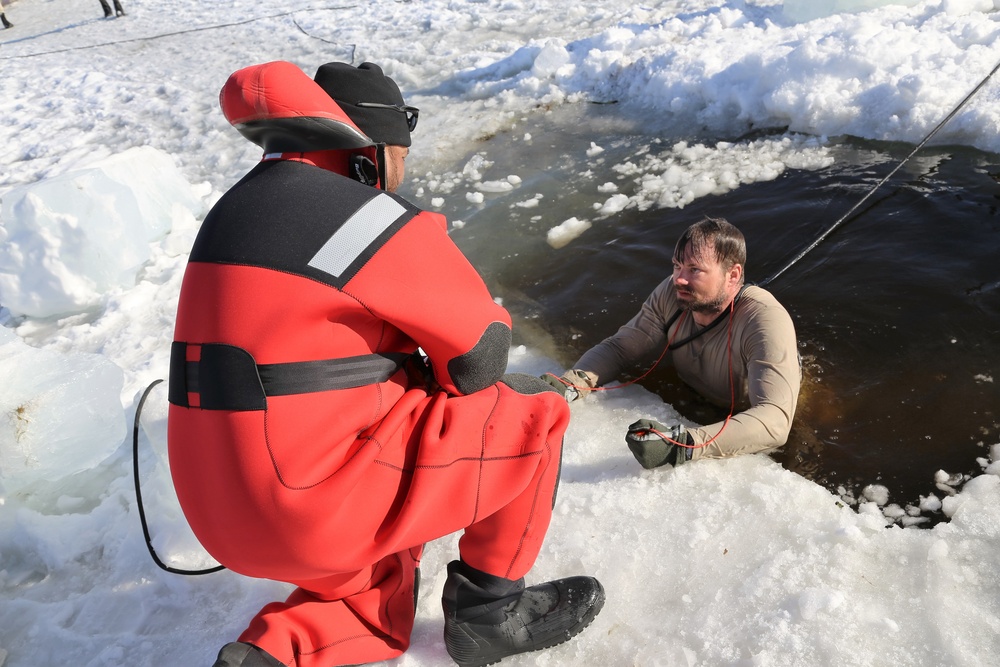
[625,419,690,469]
[406,350,439,391]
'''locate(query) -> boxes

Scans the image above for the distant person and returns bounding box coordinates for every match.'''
[167,60,604,667]
[99,0,125,17]
[545,217,801,469]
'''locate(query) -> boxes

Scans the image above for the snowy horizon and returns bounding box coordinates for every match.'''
[2,1,1000,666]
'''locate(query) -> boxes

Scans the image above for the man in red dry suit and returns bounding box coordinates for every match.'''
[167,60,604,667]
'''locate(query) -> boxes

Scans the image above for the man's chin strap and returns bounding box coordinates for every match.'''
[349,144,388,189]
[375,143,387,190]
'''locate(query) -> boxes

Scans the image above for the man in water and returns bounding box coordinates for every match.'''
[168,60,604,667]
[546,217,800,468]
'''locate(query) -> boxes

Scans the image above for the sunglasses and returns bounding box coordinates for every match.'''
[356,102,420,132]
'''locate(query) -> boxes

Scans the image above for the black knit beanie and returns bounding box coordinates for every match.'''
[314,62,412,147]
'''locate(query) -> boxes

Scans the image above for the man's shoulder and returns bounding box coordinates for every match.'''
[641,277,681,318]
[192,161,429,281]
[740,284,786,309]
[737,285,795,330]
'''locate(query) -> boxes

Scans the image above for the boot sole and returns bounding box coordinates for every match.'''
[445,581,606,667]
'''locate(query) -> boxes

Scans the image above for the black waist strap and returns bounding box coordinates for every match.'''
[168,342,408,411]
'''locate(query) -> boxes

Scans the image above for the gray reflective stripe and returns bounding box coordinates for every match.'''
[308,193,408,278]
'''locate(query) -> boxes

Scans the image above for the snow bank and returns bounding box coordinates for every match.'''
[783,0,925,23]
[0,147,204,318]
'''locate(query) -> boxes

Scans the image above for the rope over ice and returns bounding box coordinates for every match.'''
[760,55,1000,287]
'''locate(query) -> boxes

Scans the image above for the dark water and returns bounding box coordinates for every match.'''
[403,103,1000,517]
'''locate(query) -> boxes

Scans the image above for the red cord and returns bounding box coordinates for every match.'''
[542,311,690,394]
[547,300,739,450]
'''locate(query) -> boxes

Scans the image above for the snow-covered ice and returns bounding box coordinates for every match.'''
[2,1,999,665]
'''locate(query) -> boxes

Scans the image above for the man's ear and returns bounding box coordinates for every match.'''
[729,263,743,286]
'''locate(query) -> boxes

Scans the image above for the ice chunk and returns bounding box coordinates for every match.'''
[0,327,125,492]
[0,146,204,318]
[547,217,592,249]
[532,41,572,78]
[861,483,889,506]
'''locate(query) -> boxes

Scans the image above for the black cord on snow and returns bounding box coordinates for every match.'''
[760,56,1000,287]
[0,6,357,60]
[133,378,225,576]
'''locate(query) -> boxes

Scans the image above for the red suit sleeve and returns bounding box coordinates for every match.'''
[344,210,512,396]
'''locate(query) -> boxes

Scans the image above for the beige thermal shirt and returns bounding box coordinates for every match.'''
[572,281,800,460]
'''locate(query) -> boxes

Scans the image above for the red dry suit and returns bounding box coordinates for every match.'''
[167,62,569,667]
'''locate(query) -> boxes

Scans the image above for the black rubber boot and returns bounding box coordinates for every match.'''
[212,642,284,667]
[441,560,605,667]
[1,12,13,29]
[99,0,113,18]
[113,0,126,16]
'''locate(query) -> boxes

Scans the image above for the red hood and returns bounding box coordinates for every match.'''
[220,61,374,154]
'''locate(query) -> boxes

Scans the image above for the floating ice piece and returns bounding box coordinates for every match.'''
[861,483,889,506]
[595,193,630,216]
[476,179,516,193]
[934,469,965,487]
[547,217,592,249]
[919,494,942,512]
[462,153,492,181]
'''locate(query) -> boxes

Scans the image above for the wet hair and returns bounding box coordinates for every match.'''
[673,216,746,279]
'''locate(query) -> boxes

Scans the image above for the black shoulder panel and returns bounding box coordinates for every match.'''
[189,161,420,288]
